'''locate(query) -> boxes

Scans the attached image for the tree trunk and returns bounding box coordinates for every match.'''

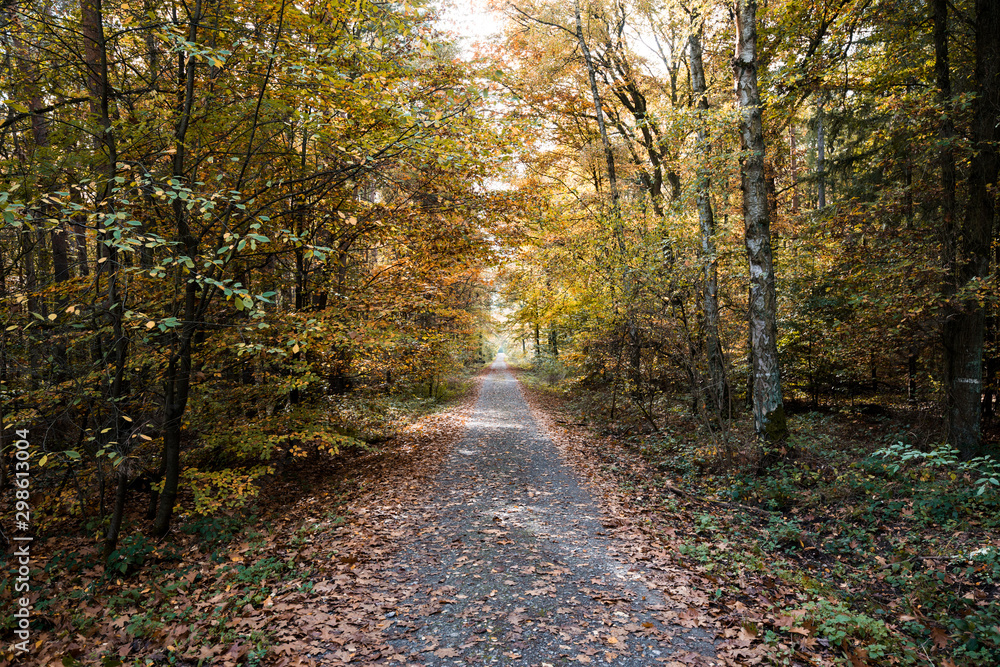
[790,125,800,213]
[816,101,826,209]
[82,0,133,551]
[573,0,622,250]
[933,0,957,268]
[103,473,128,559]
[945,0,1000,458]
[984,317,997,426]
[689,23,729,420]
[734,0,788,448]
[155,0,204,536]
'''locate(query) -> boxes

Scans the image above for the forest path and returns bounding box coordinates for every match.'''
[307,356,719,666]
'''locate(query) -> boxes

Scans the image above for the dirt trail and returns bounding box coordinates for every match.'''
[344,357,718,666]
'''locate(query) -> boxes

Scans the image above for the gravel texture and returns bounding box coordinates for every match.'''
[374,357,718,666]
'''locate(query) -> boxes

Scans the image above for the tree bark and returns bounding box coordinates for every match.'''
[689,22,729,421]
[573,0,621,247]
[945,0,999,458]
[103,473,128,560]
[734,0,788,448]
[82,0,131,556]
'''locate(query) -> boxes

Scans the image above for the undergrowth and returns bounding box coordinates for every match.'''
[523,365,1000,666]
[0,367,481,665]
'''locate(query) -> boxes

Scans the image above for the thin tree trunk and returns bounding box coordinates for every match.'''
[790,125,800,213]
[573,0,622,250]
[984,316,997,425]
[689,23,729,420]
[82,0,131,557]
[734,0,788,450]
[933,0,957,268]
[103,474,128,559]
[816,101,826,209]
[155,0,204,536]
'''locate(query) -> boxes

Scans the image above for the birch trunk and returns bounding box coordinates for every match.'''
[734,0,787,446]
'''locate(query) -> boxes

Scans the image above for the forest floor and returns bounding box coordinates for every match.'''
[8,358,757,667]
[7,360,999,666]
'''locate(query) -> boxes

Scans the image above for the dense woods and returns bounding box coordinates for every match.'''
[1,0,999,663]
[1,0,518,555]
[497,0,998,458]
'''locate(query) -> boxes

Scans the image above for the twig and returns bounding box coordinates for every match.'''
[662,481,773,517]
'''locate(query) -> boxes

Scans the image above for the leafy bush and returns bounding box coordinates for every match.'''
[106,534,155,575]
[873,442,1000,497]
[798,597,891,659]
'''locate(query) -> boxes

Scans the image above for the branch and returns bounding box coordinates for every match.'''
[0,96,90,131]
[509,4,576,38]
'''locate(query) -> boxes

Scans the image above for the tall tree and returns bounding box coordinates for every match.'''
[944,0,1000,458]
[734,0,788,447]
[688,14,728,420]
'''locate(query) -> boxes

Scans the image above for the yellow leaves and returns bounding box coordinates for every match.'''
[181,466,273,516]
[336,211,358,226]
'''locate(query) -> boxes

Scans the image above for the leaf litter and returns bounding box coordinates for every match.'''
[7,360,740,666]
[282,358,722,666]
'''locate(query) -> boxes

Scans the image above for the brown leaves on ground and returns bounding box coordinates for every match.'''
[6,380,482,667]
[517,380,806,666]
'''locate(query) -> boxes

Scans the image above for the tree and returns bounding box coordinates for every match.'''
[688,9,729,421]
[943,0,999,458]
[734,0,788,447]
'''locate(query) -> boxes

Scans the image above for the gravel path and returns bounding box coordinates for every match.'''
[373,357,718,666]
